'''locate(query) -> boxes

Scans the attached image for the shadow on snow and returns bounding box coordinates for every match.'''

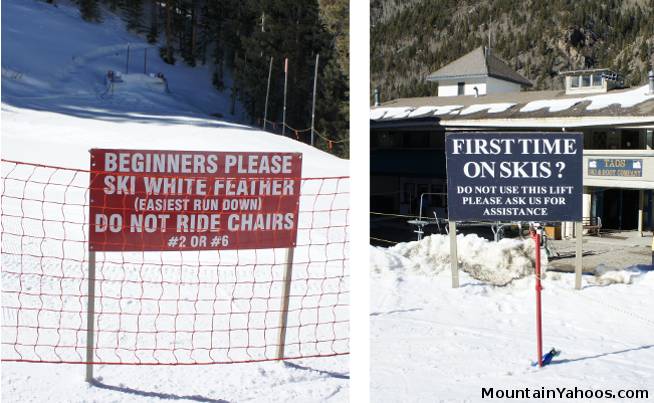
[550,344,653,365]
[283,361,350,380]
[90,379,231,403]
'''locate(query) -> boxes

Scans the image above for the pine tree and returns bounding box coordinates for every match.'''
[147,0,159,43]
[123,0,144,33]
[318,0,349,73]
[106,0,120,11]
[162,0,175,64]
[180,0,200,66]
[80,0,101,22]
[72,0,350,154]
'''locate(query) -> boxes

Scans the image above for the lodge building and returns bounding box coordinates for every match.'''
[371,47,654,239]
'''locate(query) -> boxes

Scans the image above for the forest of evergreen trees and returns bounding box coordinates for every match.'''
[372,0,654,102]
[67,0,349,157]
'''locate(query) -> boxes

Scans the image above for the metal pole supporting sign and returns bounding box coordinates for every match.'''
[531,225,543,368]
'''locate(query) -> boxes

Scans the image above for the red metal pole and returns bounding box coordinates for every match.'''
[533,231,543,368]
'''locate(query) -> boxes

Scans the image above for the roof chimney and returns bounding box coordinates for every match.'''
[374,87,381,107]
[649,70,654,95]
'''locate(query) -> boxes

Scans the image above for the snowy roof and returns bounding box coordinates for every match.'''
[559,68,612,76]
[427,47,533,87]
[371,85,654,124]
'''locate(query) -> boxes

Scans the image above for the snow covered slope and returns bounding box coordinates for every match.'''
[1,1,348,402]
[2,0,243,121]
[1,0,346,175]
[371,237,654,402]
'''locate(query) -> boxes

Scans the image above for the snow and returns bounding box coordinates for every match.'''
[368,108,390,120]
[521,85,654,113]
[584,85,654,110]
[371,236,654,401]
[2,0,244,122]
[520,98,584,113]
[371,234,545,286]
[459,102,516,115]
[406,105,464,118]
[1,0,348,401]
[368,107,414,120]
[433,105,463,115]
[407,106,439,118]
[371,86,654,120]
[371,105,463,120]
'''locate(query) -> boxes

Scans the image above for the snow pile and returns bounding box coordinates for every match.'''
[371,105,465,120]
[370,86,654,121]
[520,85,654,113]
[434,105,463,115]
[459,102,516,115]
[369,107,414,120]
[407,106,438,118]
[520,98,584,113]
[592,264,634,285]
[372,234,545,286]
[369,108,391,120]
[585,85,654,110]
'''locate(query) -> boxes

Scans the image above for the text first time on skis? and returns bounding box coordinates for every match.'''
[445,132,584,368]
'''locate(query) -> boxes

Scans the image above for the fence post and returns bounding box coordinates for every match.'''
[126,43,130,74]
[85,250,96,383]
[282,58,288,137]
[276,247,294,360]
[575,221,583,289]
[310,54,319,146]
[449,221,459,288]
[263,56,273,131]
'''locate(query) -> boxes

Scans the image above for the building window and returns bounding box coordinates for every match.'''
[570,76,579,88]
[403,132,430,148]
[372,132,401,149]
[581,75,591,87]
[457,82,465,95]
[591,73,603,86]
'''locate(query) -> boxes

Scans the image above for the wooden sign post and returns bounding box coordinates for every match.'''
[276,247,295,359]
[449,221,459,288]
[85,250,96,382]
[575,221,583,289]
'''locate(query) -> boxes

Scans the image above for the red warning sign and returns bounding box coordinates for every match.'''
[89,149,302,251]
